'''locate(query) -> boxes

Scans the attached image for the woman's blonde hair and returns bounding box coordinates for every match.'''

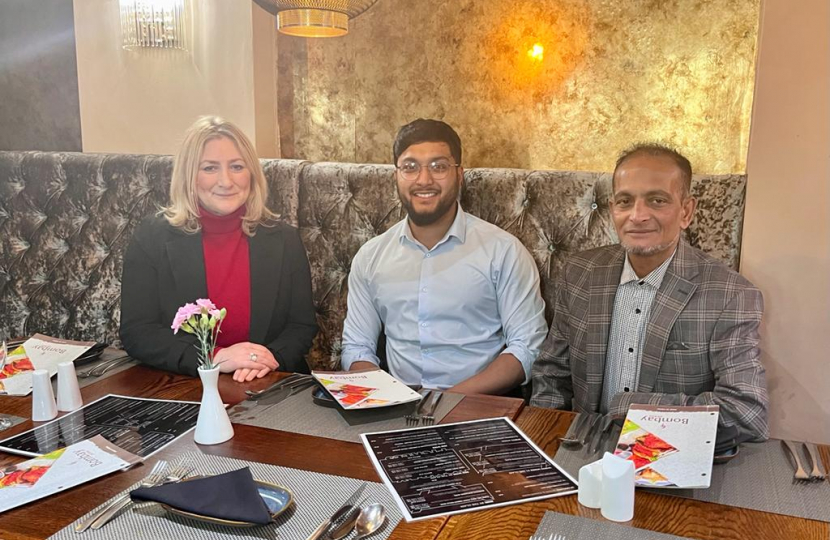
[163,116,278,236]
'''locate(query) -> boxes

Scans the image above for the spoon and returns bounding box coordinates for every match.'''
[354,503,386,539]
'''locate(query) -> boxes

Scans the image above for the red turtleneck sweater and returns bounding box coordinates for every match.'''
[199,206,251,348]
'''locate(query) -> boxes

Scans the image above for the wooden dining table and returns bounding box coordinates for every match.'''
[0,359,828,540]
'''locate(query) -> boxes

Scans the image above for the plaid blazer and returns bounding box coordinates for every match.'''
[530,240,769,442]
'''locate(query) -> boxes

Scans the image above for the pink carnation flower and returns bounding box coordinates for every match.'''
[171,302,201,333]
[195,299,217,311]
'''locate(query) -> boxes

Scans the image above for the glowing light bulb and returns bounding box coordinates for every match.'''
[527,43,544,61]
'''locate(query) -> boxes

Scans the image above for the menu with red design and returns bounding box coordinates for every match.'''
[312,368,422,409]
[0,334,95,396]
[613,404,719,488]
[0,435,140,513]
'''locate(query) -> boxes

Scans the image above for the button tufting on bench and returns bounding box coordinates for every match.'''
[1,151,747,369]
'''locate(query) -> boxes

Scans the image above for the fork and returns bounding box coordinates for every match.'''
[405,390,433,426]
[88,461,193,530]
[804,442,827,482]
[75,460,168,533]
[245,373,312,398]
[77,355,132,378]
[782,440,811,483]
[421,391,444,426]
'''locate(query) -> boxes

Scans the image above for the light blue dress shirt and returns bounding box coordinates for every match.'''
[341,206,547,389]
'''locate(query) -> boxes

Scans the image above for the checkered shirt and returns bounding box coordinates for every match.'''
[600,252,674,413]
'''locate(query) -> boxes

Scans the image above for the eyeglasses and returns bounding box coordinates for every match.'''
[396,159,460,181]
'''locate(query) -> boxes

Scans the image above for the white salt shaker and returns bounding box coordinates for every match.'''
[577,459,603,508]
[31,369,58,422]
[56,361,83,412]
[600,451,635,522]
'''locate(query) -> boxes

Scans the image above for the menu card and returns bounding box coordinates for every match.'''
[0,435,140,513]
[0,394,199,458]
[0,334,95,396]
[312,368,422,409]
[362,417,577,521]
[613,404,719,488]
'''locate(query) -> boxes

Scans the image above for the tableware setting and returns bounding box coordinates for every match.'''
[57,452,405,540]
[244,373,313,399]
[782,439,827,483]
[157,478,293,527]
[75,460,169,533]
[305,482,366,540]
[80,461,195,531]
[231,382,464,444]
[76,356,133,379]
[136,469,292,527]
[405,389,433,426]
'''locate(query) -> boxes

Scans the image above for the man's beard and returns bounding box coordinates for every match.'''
[399,186,459,227]
[621,232,680,256]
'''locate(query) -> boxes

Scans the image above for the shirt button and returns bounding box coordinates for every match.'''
[426,253,431,258]
[635,308,641,314]
[628,347,634,353]
[421,323,428,327]
[624,387,630,392]
[638,280,645,285]
[422,287,427,292]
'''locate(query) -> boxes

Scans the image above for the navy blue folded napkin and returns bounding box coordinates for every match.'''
[130,467,272,525]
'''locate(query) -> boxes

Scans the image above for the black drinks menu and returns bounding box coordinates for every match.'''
[361,417,577,521]
[0,394,200,458]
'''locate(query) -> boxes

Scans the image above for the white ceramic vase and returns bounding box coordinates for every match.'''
[194,366,234,445]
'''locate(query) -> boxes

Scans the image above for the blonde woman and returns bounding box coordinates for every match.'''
[120,116,317,380]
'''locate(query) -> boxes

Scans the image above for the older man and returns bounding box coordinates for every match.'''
[341,119,547,395]
[531,144,769,444]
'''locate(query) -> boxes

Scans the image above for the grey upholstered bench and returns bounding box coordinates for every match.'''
[0,151,746,371]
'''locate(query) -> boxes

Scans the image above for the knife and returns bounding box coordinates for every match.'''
[589,415,614,455]
[245,373,311,398]
[559,412,584,445]
[305,482,366,540]
[256,379,317,405]
[579,413,601,446]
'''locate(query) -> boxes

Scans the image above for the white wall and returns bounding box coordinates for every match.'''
[74,0,256,154]
[742,0,830,443]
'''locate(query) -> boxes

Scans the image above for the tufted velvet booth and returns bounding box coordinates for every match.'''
[0,151,747,371]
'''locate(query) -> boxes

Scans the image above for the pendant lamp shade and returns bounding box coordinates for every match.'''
[253,0,379,37]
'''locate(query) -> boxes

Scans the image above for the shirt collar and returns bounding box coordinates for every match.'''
[399,204,467,249]
[620,247,677,288]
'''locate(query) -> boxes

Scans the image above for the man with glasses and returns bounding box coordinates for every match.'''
[341,119,547,395]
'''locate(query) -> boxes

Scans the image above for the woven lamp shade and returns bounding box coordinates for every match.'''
[253,0,379,37]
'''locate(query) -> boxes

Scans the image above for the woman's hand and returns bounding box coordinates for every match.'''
[213,342,279,381]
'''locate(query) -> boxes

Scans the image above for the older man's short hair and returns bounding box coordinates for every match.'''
[613,143,693,199]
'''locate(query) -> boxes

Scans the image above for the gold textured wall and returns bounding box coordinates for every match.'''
[276,0,760,174]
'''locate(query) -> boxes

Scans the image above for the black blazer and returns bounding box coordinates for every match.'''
[119,215,318,376]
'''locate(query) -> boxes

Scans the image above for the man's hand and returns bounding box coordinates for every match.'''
[348,360,379,371]
[448,353,525,395]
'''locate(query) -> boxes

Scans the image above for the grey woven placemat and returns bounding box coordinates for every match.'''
[50,452,402,540]
[76,359,139,388]
[230,387,465,443]
[552,423,623,479]
[0,413,26,432]
[553,436,830,522]
[531,510,693,539]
